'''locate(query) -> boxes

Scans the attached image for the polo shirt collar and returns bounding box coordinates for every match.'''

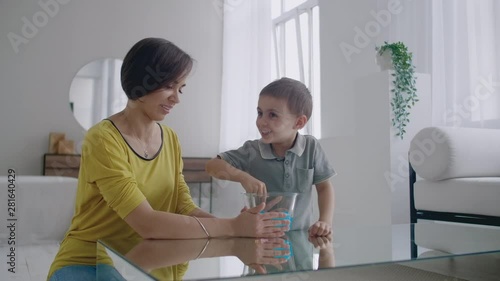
[258,133,306,159]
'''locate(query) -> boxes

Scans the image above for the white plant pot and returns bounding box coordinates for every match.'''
[376,50,394,71]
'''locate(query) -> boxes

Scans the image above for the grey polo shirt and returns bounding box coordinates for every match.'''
[219,133,336,230]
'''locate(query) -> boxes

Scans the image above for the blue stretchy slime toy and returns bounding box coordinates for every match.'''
[260,211,293,228]
[273,239,293,259]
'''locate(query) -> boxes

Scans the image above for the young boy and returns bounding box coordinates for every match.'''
[206,77,336,236]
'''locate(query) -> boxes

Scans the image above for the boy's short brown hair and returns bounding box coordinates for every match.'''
[259,77,313,120]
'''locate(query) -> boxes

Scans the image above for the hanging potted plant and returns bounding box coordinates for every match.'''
[375,41,418,139]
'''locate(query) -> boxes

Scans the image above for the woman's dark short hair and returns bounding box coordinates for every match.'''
[259,77,313,120]
[121,38,193,100]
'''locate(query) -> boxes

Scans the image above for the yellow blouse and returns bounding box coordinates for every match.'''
[47,120,197,279]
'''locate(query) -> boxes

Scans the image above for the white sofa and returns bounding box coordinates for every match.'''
[0,176,77,281]
[408,126,500,257]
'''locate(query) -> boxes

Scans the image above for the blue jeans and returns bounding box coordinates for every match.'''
[49,264,126,281]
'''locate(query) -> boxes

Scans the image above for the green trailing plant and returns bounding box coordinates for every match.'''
[375,41,418,139]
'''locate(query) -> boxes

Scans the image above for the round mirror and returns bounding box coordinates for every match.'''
[69,58,127,130]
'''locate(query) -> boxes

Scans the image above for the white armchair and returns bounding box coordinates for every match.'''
[0,175,77,280]
[408,126,500,257]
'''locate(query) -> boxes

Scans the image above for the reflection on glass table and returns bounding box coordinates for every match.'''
[97,231,331,280]
[97,222,500,281]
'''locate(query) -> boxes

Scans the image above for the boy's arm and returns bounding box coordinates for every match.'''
[316,179,335,225]
[309,235,336,269]
[318,244,335,269]
[206,158,267,194]
[309,179,335,236]
[205,157,249,182]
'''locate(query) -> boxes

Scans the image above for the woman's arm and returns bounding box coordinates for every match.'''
[124,200,289,239]
[125,237,289,273]
[189,208,216,218]
[125,239,225,271]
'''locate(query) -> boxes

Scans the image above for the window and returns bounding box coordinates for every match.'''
[271,0,321,138]
[69,59,126,130]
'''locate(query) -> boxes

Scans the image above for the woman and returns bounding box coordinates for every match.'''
[47,37,288,281]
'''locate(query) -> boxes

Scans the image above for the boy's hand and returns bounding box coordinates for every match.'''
[308,233,332,249]
[308,221,332,237]
[241,175,267,194]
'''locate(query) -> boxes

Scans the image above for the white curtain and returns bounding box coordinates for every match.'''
[432,0,500,128]
[91,59,125,125]
[91,60,106,125]
[108,59,127,115]
[377,0,500,128]
[219,0,272,151]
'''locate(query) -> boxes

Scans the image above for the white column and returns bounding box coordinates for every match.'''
[319,71,431,228]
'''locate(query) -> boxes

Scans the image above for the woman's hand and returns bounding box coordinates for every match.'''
[233,203,289,237]
[235,238,290,274]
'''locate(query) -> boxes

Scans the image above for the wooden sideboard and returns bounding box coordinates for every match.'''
[43,153,81,178]
[42,154,213,212]
[182,157,213,213]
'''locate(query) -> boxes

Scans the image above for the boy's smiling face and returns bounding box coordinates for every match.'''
[256,96,305,150]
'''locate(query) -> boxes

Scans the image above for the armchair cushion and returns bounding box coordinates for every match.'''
[415,177,500,217]
[0,176,78,246]
[409,126,500,181]
[415,222,500,254]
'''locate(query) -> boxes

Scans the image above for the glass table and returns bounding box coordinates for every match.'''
[96,221,500,281]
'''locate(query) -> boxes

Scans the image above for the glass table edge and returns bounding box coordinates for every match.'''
[97,239,158,281]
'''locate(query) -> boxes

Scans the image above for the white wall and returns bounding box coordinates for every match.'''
[0,0,222,176]
[318,0,387,227]
[318,0,431,226]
